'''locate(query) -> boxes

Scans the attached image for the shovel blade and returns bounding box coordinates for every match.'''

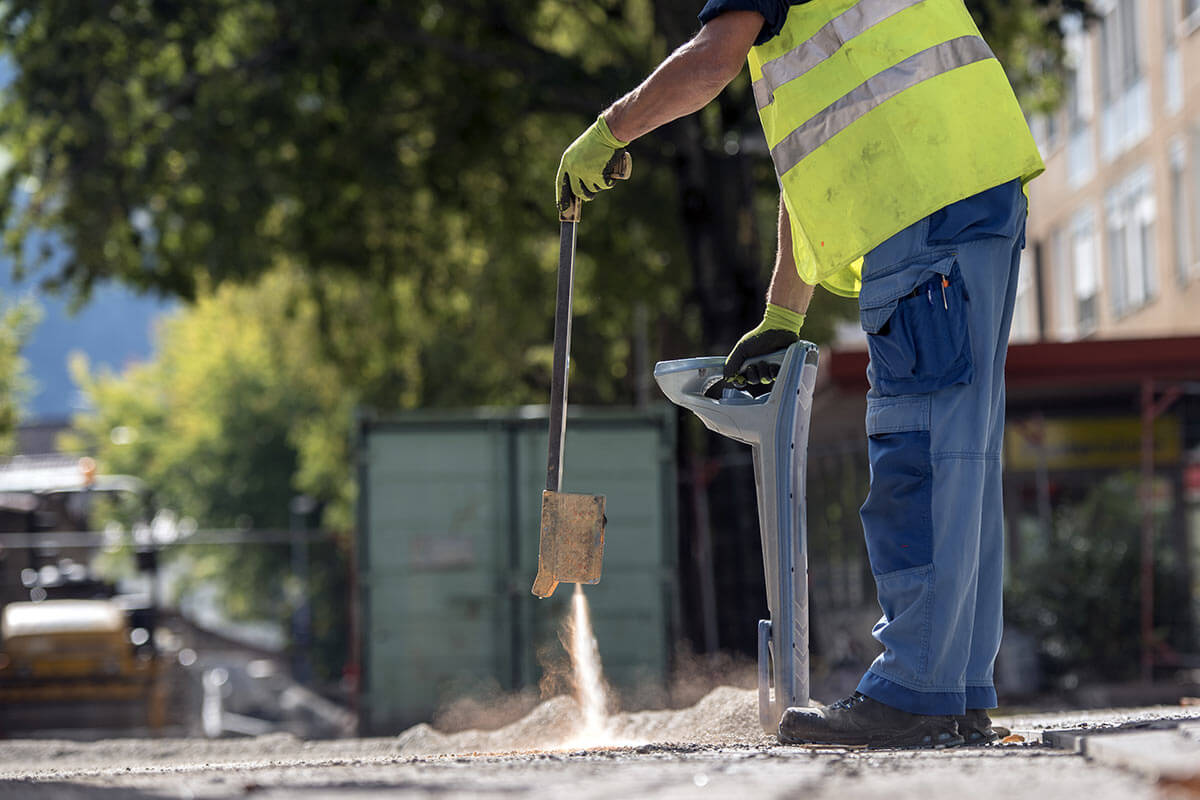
[531,490,606,598]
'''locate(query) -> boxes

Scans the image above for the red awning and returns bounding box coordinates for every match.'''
[828,336,1200,394]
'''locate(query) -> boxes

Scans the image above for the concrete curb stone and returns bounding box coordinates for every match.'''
[1040,715,1200,784]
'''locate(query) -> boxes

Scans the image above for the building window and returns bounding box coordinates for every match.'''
[1072,209,1099,335]
[1190,125,1200,283]
[1032,112,1061,156]
[1171,139,1190,285]
[1105,167,1157,317]
[1064,15,1094,186]
[1044,112,1060,153]
[1186,0,1200,27]
[1050,228,1076,340]
[1165,0,1183,114]
[1097,0,1150,162]
[1011,251,1037,343]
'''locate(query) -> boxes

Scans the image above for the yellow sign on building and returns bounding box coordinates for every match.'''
[1004,416,1182,472]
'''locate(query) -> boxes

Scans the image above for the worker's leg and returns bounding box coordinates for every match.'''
[965,233,1024,710]
[964,454,1004,709]
[854,200,1025,716]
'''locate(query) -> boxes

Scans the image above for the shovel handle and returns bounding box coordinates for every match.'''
[559,150,633,223]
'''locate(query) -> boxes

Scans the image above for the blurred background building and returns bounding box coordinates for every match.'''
[1016,0,1200,689]
[1023,0,1200,341]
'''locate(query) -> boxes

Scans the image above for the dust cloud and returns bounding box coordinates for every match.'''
[406,585,770,756]
[396,685,769,755]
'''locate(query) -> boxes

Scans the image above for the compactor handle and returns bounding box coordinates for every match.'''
[559,150,633,223]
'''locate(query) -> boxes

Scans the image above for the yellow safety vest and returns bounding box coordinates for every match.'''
[748,0,1045,297]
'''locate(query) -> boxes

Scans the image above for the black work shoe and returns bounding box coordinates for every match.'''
[778,692,963,749]
[955,708,1010,745]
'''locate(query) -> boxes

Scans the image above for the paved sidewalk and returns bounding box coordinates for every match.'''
[1019,706,1200,793]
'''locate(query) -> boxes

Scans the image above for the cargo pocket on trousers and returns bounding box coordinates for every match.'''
[862,395,933,576]
[859,254,974,397]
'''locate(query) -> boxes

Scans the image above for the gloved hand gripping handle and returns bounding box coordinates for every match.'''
[557,150,633,223]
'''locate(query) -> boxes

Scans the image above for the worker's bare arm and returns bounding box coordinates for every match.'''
[767,196,815,314]
[599,14,814,318]
[603,11,764,143]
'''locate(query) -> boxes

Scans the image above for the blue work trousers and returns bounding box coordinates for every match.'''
[853,188,1026,716]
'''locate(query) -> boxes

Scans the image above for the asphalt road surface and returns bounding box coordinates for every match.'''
[0,690,1195,799]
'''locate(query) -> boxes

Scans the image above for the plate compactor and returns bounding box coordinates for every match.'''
[654,342,819,734]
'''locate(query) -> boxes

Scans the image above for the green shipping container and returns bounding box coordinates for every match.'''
[355,407,677,734]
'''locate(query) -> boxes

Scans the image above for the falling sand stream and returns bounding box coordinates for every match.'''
[565,583,610,744]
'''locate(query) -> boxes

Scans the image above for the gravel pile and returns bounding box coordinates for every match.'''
[396,686,773,756]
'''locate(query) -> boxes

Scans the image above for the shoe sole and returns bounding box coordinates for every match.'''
[960,725,1009,746]
[778,732,965,750]
[960,731,1000,746]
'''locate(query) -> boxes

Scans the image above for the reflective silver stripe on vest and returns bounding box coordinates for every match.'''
[770,35,994,177]
[752,0,928,110]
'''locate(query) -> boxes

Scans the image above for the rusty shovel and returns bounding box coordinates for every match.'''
[531,150,631,599]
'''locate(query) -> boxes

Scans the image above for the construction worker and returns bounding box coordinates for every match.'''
[556,1,1043,748]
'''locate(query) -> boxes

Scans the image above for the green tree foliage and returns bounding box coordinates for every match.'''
[0,295,37,453]
[1005,474,1187,684]
[69,269,352,525]
[0,0,692,410]
[65,268,353,677]
[0,1,1085,379]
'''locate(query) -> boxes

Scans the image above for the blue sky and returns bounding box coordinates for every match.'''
[1,270,173,421]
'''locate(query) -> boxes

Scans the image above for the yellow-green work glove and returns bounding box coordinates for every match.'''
[555,115,629,213]
[724,303,806,386]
